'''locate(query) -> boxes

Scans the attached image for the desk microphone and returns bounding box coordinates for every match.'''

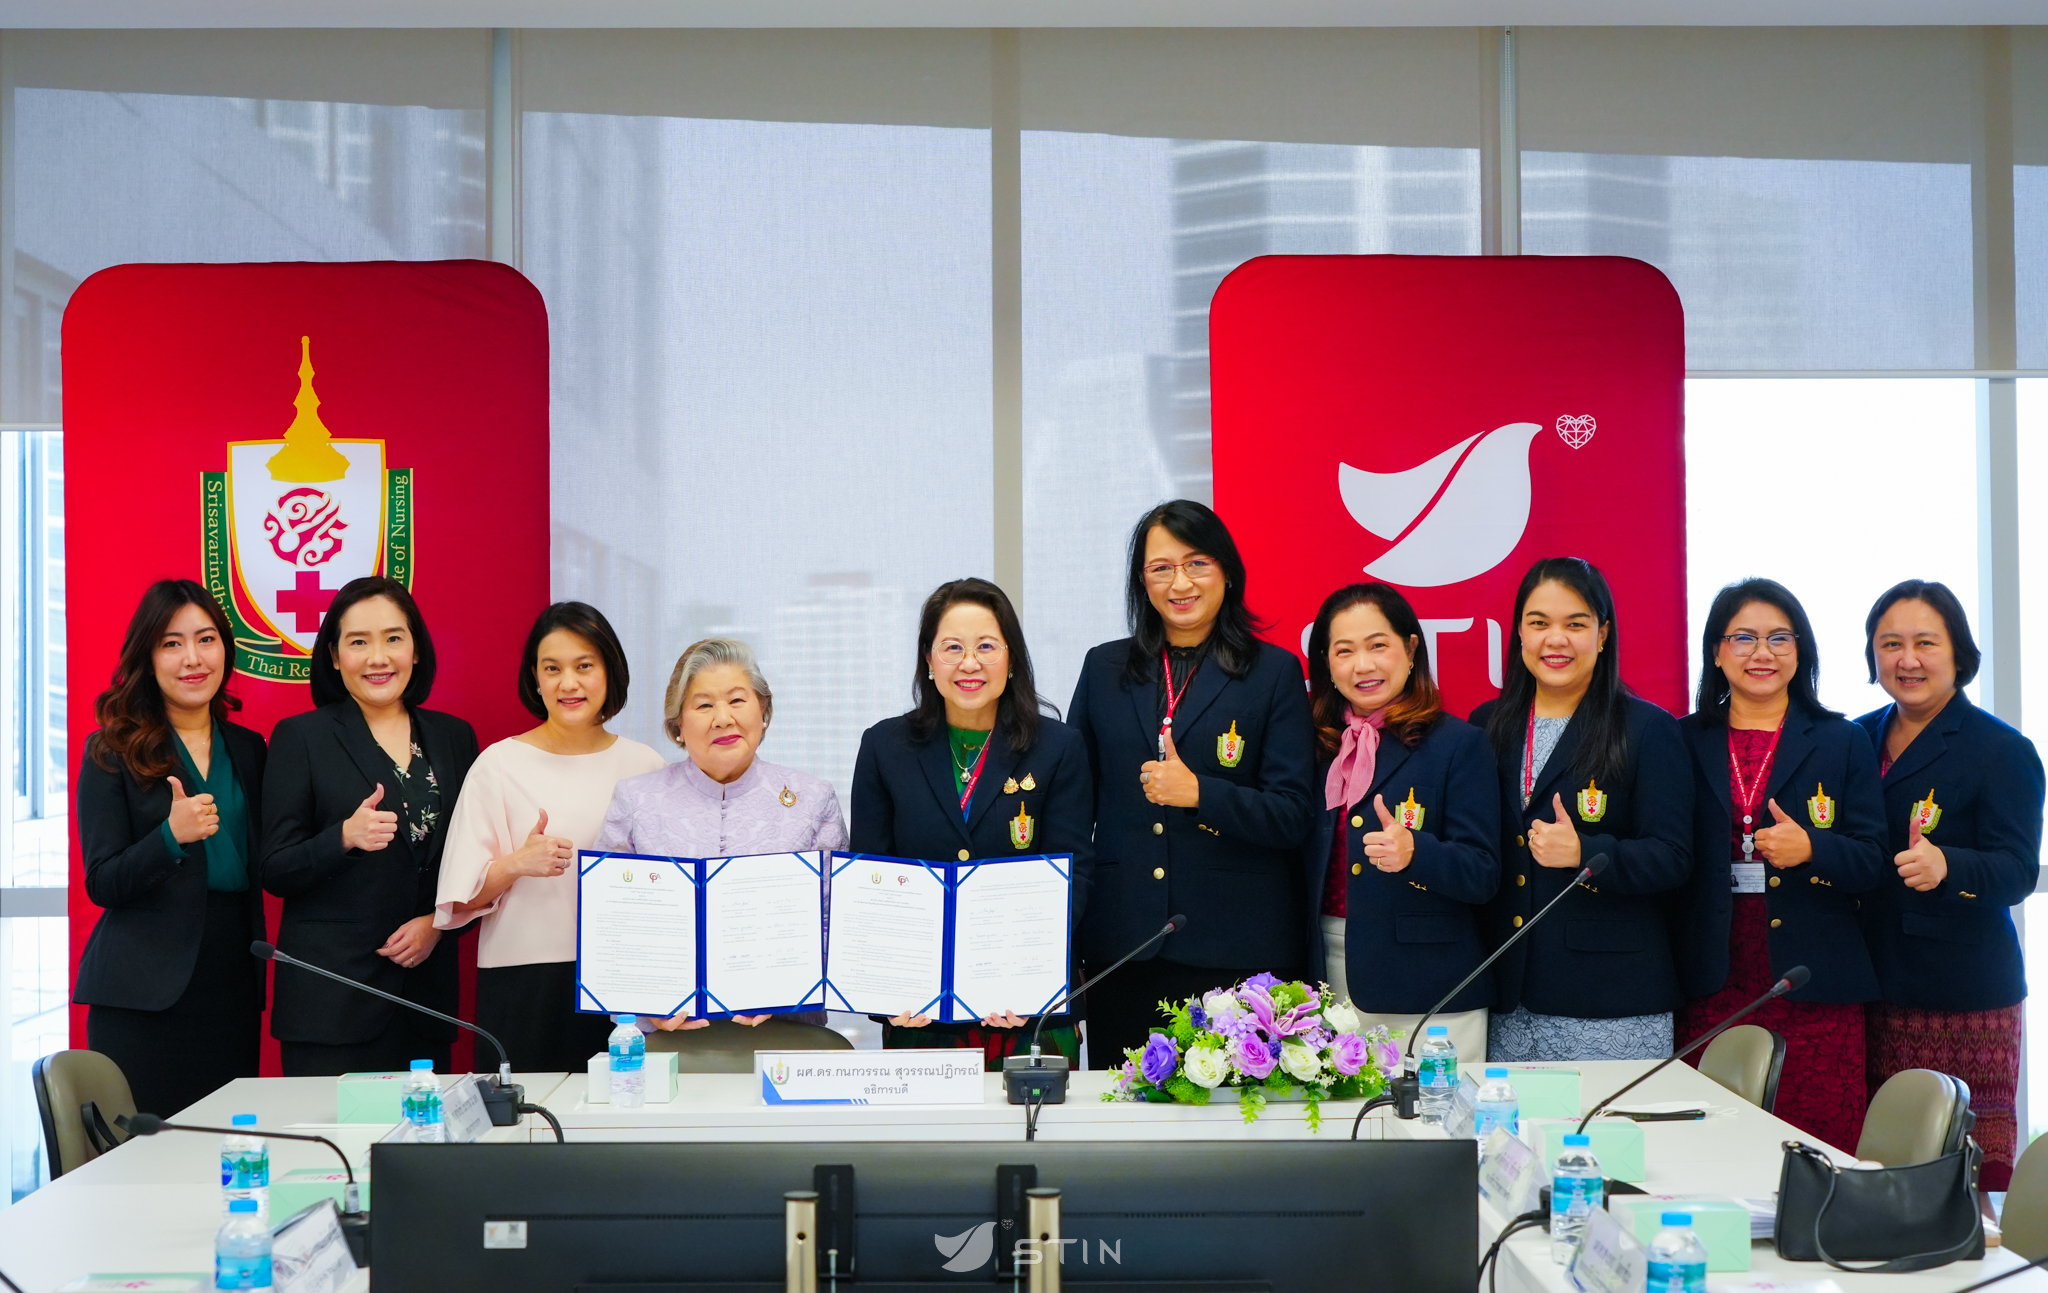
[1575,965,1809,1133]
[251,940,550,1132]
[1003,914,1187,1132]
[1350,853,1611,1139]
[119,1112,370,1265]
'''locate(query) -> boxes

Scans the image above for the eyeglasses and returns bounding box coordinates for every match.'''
[1721,632,1798,657]
[934,640,1007,665]
[1143,557,1220,584]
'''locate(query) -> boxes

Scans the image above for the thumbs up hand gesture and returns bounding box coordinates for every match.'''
[165,775,220,845]
[1361,794,1415,873]
[1527,792,1583,869]
[1754,798,1813,868]
[1895,813,1948,891]
[1140,727,1201,808]
[343,783,400,852]
[507,809,577,879]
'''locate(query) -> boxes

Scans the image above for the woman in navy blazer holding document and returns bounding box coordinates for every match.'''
[1675,578,1886,1153]
[1302,583,1500,1062]
[1856,580,2044,1192]
[849,577,1093,1069]
[1472,557,1692,1063]
[1068,501,1318,1069]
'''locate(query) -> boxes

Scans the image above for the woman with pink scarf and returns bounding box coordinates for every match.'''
[1302,583,1502,1062]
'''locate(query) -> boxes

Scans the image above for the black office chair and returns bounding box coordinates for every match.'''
[32,1049,136,1177]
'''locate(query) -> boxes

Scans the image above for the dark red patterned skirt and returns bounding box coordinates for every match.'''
[1682,894,1868,1152]
[1866,1000,2022,1191]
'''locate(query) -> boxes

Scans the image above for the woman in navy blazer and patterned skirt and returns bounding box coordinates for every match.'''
[1302,583,1501,1061]
[1856,580,2044,1192]
[1068,501,1318,1068]
[1472,557,1693,1063]
[1674,578,1887,1152]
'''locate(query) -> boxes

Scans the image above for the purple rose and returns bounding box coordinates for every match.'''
[1232,1033,1277,1080]
[1139,1032,1179,1085]
[1330,1033,1369,1076]
[1242,972,1283,992]
[1373,1040,1401,1074]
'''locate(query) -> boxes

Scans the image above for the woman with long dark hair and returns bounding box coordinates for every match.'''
[1302,583,1500,1061]
[1473,557,1692,1062]
[1675,578,1886,1150]
[849,578,1093,1067]
[73,580,267,1115]
[261,577,480,1075]
[1067,501,1316,1067]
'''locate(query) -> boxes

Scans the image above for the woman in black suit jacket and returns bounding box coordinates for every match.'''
[1675,578,1885,1153]
[1472,557,1692,1062]
[74,580,266,1116]
[850,578,1094,1069]
[1856,580,2044,1192]
[1067,501,1317,1068]
[1302,584,1500,1063]
[262,577,479,1076]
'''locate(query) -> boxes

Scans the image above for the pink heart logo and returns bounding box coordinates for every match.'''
[1556,415,1596,449]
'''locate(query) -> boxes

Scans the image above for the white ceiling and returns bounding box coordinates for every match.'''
[0,0,2041,27]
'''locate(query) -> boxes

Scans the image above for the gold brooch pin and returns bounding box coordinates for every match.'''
[1019,773,1036,791]
[1003,777,1020,794]
[778,785,797,808]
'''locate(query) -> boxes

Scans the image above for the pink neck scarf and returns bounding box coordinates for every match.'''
[1325,708,1387,811]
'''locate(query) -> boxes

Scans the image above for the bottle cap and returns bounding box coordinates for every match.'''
[1485,1067,1508,1078]
[1426,1025,1447,1035]
[231,1113,256,1127]
[410,1059,433,1071]
[1562,1134,1590,1147]
[229,1199,257,1213]
[615,1013,636,1024]
[1662,1212,1692,1227]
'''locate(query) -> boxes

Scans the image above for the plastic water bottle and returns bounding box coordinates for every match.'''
[1416,1024,1458,1126]
[214,1197,273,1290]
[608,1014,646,1109]
[1647,1211,1708,1291]
[402,1059,446,1143]
[1474,1066,1521,1147]
[1549,1133,1605,1264]
[219,1114,268,1220]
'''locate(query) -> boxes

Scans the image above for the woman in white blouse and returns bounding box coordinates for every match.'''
[435,603,665,1071]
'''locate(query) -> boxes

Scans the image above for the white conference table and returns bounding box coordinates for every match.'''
[2,1060,2042,1292]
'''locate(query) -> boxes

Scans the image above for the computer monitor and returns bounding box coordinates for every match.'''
[369,1138,1475,1291]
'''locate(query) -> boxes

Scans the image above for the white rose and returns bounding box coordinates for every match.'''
[1279,1040,1324,1082]
[1202,991,1246,1023]
[1320,999,1363,1035]
[1184,1046,1230,1088]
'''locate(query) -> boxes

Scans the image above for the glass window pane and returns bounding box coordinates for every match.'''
[2023,379,2048,1141]
[2020,166,2047,371]
[4,916,66,1202]
[526,112,992,805]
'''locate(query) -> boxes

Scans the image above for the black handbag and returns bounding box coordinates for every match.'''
[1775,1139,1985,1273]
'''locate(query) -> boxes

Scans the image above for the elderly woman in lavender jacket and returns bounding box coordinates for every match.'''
[595,638,847,1029]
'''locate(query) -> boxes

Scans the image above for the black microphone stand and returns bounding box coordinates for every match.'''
[253,941,553,1131]
[1349,854,1612,1140]
[119,1113,372,1266]
[1574,966,1809,1133]
[1947,1246,2048,1292]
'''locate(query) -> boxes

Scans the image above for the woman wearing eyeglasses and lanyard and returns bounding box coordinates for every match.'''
[849,577,1094,1068]
[1067,501,1318,1069]
[1673,579,1886,1152]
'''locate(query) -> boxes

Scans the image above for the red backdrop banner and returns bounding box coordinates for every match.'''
[1210,255,1688,720]
[63,261,551,1072]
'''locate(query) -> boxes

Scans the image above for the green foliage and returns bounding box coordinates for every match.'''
[1163,1074,1209,1105]
[1268,980,1311,1012]
[1238,1084,1268,1124]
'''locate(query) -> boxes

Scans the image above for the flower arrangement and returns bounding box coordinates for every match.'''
[1105,973,1398,1130]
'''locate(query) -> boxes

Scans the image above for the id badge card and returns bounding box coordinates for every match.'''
[1731,862,1767,894]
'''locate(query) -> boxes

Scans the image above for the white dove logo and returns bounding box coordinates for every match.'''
[1338,422,1545,587]
[935,1221,998,1272]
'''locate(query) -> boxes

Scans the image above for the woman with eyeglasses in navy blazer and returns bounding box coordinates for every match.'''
[1856,580,2044,1193]
[1674,578,1887,1153]
[1471,557,1692,1063]
[1301,583,1501,1063]
[1068,500,1318,1069]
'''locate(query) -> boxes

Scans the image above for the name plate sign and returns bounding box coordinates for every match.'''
[755,1049,986,1106]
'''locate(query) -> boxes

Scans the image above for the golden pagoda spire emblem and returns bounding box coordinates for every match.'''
[267,336,349,483]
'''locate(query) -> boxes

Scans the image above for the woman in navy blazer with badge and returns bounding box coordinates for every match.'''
[1473,557,1692,1063]
[1857,580,2044,1192]
[1302,583,1500,1062]
[262,577,480,1076]
[1675,578,1886,1152]
[850,577,1093,1069]
[1068,500,1318,1068]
